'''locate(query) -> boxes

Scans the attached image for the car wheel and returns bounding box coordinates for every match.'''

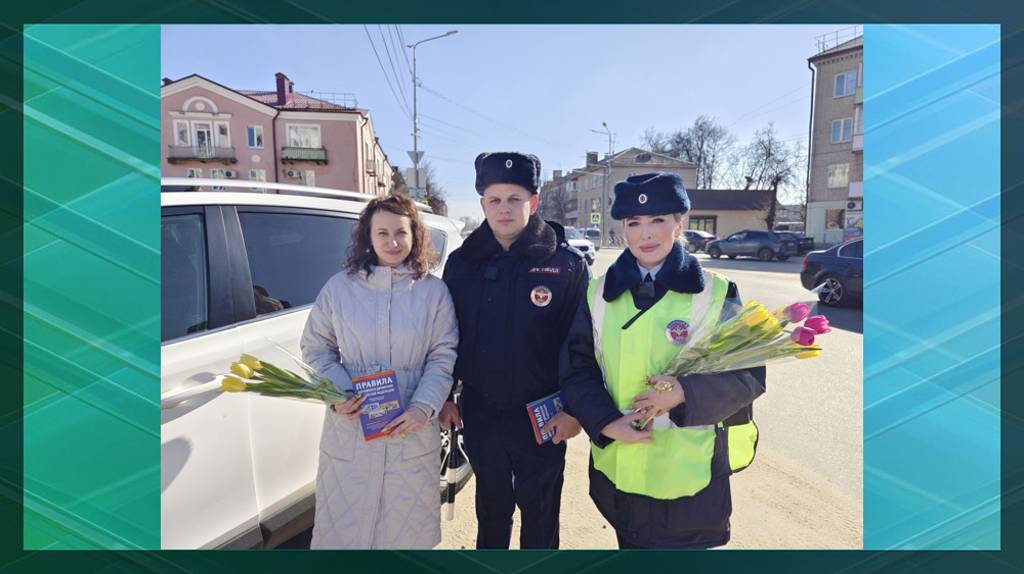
[818,275,846,307]
[758,248,774,261]
[707,246,721,259]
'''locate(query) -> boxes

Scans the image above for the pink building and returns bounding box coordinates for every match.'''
[161,73,395,195]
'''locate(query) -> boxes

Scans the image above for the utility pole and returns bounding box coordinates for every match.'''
[590,122,614,247]
[408,30,458,199]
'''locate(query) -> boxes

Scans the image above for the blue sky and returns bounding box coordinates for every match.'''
[162,24,848,220]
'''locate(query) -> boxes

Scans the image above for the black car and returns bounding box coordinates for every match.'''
[800,238,863,306]
[705,229,798,261]
[775,231,816,254]
[683,229,716,252]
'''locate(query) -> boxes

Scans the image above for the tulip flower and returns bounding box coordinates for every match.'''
[796,349,821,359]
[239,354,263,371]
[790,326,816,346]
[221,376,248,392]
[230,362,254,379]
[804,315,831,335]
[783,303,810,323]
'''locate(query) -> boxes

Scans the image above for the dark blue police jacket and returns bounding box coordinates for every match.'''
[443,214,590,411]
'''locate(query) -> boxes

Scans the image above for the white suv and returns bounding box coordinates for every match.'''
[160,178,471,549]
[563,226,596,265]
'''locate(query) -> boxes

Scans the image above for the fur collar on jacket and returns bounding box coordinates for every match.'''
[459,214,561,265]
[602,241,705,301]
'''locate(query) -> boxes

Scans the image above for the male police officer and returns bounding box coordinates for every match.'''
[439,152,589,549]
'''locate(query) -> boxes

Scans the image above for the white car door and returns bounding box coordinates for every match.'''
[160,209,260,549]
[231,208,358,527]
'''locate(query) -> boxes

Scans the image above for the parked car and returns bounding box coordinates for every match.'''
[583,227,602,247]
[800,238,863,306]
[160,178,472,549]
[705,229,798,261]
[563,226,596,265]
[774,230,816,254]
[683,229,716,252]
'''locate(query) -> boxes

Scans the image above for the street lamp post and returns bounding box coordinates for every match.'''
[590,122,614,247]
[408,29,458,199]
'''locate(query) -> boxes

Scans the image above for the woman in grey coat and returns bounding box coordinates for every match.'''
[300,194,458,549]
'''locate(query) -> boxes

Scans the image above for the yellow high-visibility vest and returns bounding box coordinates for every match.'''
[587,269,758,499]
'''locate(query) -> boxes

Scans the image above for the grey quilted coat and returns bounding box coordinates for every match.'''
[300,264,458,549]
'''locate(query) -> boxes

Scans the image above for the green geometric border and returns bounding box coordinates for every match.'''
[1,1,1022,572]
[23,23,159,551]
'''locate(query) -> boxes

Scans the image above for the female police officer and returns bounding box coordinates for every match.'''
[438,152,589,549]
[559,172,766,549]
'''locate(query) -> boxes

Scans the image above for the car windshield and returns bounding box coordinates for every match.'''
[564,227,582,239]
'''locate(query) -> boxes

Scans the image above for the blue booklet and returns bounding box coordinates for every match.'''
[526,391,565,444]
[352,370,403,441]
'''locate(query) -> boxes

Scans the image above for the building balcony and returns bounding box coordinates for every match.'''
[852,133,863,152]
[855,86,863,105]
[167,145,237,164]
[365,158,376,175]
[281,146,328,164]
[849,180,863,198]
[565,209,579,220]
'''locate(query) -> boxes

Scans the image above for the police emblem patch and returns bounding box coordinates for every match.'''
[665,320,689,345]
[530,285,552,307]
[506,159,513,168]
[638,193,648,204]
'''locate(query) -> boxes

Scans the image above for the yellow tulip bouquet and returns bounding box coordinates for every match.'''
[633,300,829,429]
[221,352,355,404]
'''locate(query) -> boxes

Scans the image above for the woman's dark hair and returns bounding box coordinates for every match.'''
[344,193,438,278]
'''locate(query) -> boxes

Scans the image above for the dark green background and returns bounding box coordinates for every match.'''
[3,1,1023,572]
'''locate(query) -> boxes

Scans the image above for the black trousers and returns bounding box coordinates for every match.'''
[461,389,567,549]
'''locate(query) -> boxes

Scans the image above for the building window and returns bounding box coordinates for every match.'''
[214,122,230,148]
[301,169,316,187]
[635,153,651,163]
[174,120,190,146]
[249,169,267,191]
[247,126,264,149]
[209,168,226,190]
[186,168,202,178]
[828,163,850,188]
[688,216,717,235]
[834,71,857,97]
[831,118,853,144]
[287,124,322,148]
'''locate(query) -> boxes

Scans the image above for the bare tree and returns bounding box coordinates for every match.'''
[737,121,798,191]
[640,127,673,155]
[640,116,735,189]
[458,216,480,234]
[391,168,408,196]
[730,123,804,229]
[680,115,735,190]
[420,161,448,216]
[539,184,568,224]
